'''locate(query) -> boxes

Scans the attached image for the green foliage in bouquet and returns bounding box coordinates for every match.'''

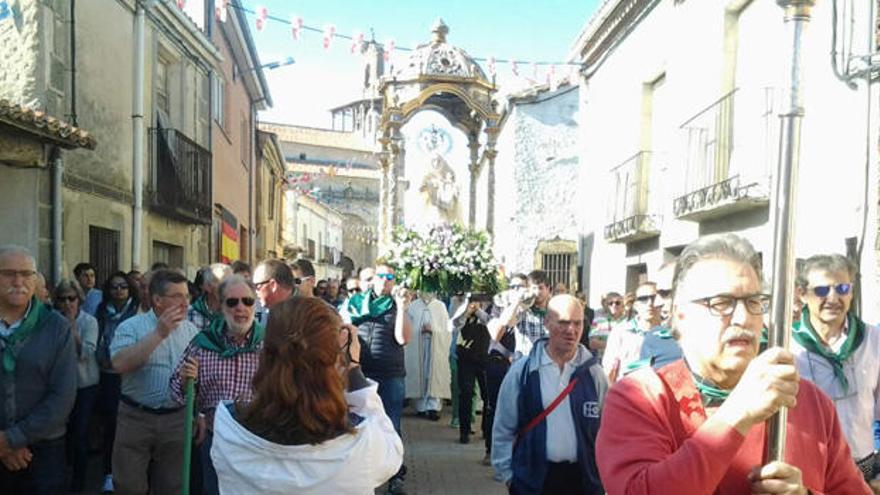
[386,223,502,297]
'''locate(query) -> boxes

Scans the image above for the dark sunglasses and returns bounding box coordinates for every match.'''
[348,287,361,293]
[607,300,623,306]
[375,273,395,281]
[110,283,129,290]
[810,283,852,298]
[635,295,657,304]
[224,297,256,308]
[56,295,78,303]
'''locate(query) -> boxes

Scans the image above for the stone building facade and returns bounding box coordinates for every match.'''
[492,82,582,291]
[255,130,285,261]
[570,0,880,318]
[0,0,275,283]
[209,0,271,265]
[261,121,380,272]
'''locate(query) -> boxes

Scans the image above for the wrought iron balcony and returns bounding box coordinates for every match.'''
[148,127,212,225]
[673,174,769,220]
[604,151,662,243]
[604,214,662,243]
[674,88,775,221]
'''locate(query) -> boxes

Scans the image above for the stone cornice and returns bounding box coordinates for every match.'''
[569,0,654,68]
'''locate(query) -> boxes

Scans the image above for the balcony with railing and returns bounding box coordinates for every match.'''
[148,127,212,224]
[673,88,776,221]
[604,151,662,243]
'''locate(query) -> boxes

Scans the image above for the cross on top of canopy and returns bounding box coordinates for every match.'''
[379,19,500,137]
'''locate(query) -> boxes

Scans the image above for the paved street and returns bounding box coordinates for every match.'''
[381,410,506,495]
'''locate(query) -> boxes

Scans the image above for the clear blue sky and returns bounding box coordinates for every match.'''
[236,0,602,127]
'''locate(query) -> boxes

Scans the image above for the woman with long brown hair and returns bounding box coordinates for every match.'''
[210,296,403,494]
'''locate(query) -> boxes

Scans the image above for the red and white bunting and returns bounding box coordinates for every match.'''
[351,31,365,54]
[383,39,395,62]
[215,0,228,23]
[255,6,268,32]
[176,0,185,9]
[487,56,496,77]
[511,60,519,76]
[323,25,336,50]
[291,16,304,40]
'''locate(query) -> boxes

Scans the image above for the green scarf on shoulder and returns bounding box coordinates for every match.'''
[192,316,264,358]
[684,359,730,407]
[346,291,394,326]
[1,297,47,374]
[792,306,864,394]
[192,294,217,321]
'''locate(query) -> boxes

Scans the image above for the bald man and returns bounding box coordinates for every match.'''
[491,295,608,494]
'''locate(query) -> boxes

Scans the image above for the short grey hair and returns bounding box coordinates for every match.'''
[0,244,36,269]
[673,234,763,297]
[202,263,232,287]
[797,254,857,289]
[218,274,255,300]
[53,278,85,303]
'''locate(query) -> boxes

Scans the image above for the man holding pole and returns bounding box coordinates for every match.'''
[595,234,869,494]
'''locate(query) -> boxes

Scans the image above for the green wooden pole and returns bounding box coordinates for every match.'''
[182,379,195,495]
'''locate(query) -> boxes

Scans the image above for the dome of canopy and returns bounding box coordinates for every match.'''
[391,19,490,84]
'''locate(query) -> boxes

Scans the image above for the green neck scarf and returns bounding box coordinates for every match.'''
[192,294,217,321]
[1,297,47,374]
[792,306,865,394]
[347,291,394,325]
[654,326,674,339]
[192,316,264,358]
[685,359,730,407]
[530,306,547,318]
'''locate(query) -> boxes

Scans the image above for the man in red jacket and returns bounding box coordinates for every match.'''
[596,233,869,494]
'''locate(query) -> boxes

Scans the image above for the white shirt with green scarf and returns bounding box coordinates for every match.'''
[792,317,880,462]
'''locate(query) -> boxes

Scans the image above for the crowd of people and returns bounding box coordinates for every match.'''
[1,232,880,494]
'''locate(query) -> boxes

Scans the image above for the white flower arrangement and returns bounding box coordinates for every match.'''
[386,223,502,295]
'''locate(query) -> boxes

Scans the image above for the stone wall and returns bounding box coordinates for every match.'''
[493,85,581,275]
[0,0,42,105]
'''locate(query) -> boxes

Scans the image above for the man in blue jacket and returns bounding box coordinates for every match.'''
[0,245,77,494]
[491,294,608,494]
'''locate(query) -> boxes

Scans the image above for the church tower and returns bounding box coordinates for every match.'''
[361,39,385,99]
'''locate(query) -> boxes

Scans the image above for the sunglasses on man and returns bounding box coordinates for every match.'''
[809,283,852,298]
[375,273,395,281]
[225,297,256,308]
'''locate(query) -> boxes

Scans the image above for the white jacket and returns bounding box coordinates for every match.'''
[211,381,404,494]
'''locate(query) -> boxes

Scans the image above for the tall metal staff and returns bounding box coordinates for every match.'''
[766,0,816,462]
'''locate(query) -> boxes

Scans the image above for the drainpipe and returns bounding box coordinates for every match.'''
[132,4,146,270]
[249,102,257,263]
[52,148,63,285]
[68,0,77,126]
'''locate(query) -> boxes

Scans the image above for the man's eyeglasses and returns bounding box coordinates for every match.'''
[109,283,129,290]
[509,283,526,290]
[0,269,36,279]
[375,273,395,281]
[225,297,255,308]
[55,295,78,303]
[607,300,623,307]
[347,287,361,293]
[692,294,771,317]
[809,283,852,298]
[254,279,272,289]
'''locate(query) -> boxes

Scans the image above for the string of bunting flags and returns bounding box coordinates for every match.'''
[182,0,584,85]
